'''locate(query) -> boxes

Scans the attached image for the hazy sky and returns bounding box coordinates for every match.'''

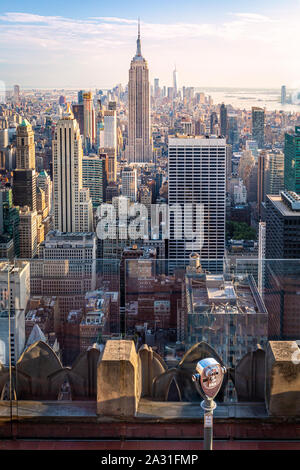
[1,0,300,90]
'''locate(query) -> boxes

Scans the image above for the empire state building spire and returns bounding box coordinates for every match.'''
[136,17,142,58]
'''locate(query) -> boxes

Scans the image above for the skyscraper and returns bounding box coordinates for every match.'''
[83,91,95,152]
[98,107,117,183]
[154,78,160,98]
[168,136,226,265]
[284,126,300,194]
[138,185,152,214]
[257,150,269,218]
[210,112,219,135]
[0,188,20,257]
[72,103,84,136]
[0,129,8,151]
[167,87,174,100]
[96,101,104,151]
[16,119,35,169]
[13,169,37,212]
[258,220,266,297]
[13,119,37,212]
[220,103,227,137]
[126,20,152,163]
[100,109,117,149]
[281,85,287,105]
[194,119,206,136]
[19,206,38,258]
[252,107,265,149]
[122,167,137,202]
[265,192,300,339]
[227,114,239,151]
[266,191,300,259]
[173,66,178,97]
[226,144,232,191]
[13,85,20,104]
[268,151,284,195]
[52,107,93,232]
[82,154,103,208]
[36,170,52,215]
[181,118,192,135]
[78,90,84,104]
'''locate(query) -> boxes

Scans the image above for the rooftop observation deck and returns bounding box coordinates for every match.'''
[0,339,300,449]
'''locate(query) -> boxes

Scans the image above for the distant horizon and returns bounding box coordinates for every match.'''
[5,84,300,113]
[5,85,296,92]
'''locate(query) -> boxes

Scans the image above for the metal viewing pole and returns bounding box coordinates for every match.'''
[201,399,216,450]
[192,358,226,451]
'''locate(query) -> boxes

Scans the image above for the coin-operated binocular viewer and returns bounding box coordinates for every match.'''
[192,358,226,450]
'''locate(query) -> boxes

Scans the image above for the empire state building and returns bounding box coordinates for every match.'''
[126,21,152,163]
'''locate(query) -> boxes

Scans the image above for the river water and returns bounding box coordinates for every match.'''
[197,88,300,113]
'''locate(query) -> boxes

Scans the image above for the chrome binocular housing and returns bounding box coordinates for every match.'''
[192,358,226,401]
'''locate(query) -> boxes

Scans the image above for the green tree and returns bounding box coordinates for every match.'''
[226,221,257,241]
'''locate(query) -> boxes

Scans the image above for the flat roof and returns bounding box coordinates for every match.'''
[186,272,267,315]
[169,136,226,146]
[267,194,300,217]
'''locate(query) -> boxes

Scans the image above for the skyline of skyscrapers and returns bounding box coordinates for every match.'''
[0,19,297,362]
[0,3,299,451]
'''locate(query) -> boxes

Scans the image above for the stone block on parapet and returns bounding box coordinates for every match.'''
[97,340,141,417]
[266,341,300,416]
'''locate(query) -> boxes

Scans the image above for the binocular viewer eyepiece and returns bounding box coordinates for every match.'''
[192,358,226,401]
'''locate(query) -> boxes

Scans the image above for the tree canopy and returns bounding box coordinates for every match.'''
[226,221,257,241]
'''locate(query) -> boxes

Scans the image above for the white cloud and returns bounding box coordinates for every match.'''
[0,12,50,22]
[231,12,274,22]
[90,17,138,24]
[0,11,299,88]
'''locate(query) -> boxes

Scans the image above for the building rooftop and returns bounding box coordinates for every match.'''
[286,125,300,136]
[267,193,300,217]
[281,190,300,210]
[0,260,28,274]
[186,272,267,315]
[20,118,31,127]
[169,135,226,145]
[44,230,96,241]
[67,310,82,323]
